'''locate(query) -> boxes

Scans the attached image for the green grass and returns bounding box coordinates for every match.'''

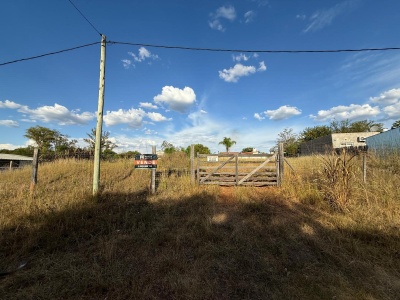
[1,153,399,299]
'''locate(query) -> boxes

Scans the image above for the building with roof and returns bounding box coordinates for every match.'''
[0,154,33,171]
[300,132,379,155]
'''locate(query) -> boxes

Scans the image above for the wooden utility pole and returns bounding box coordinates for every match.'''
[93,35,106,196]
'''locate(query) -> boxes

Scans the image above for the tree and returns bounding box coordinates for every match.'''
[219,137,236,152]
[277,128,299,156]
[242,147,254,153]
[24,126,58,153]
[300,125,332,142]
[24,126,76,154]
[330,119,383,133]
[391,120,400,129]
[185,144,211,156]
[84,128,117,153]
[349,120,383,132]
[160,141,184,154]
[330,119,352,133]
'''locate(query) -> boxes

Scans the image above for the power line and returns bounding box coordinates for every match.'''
[67,0,102,36]
[108,40,400,54]
[2,40,400,68]
[0,42,100,67]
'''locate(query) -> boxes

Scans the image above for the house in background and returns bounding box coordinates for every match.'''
[0,154,33,170]
[300,132,380,155]
[366,127,400,153]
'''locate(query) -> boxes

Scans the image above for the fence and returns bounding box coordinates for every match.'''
[196,152,281,186]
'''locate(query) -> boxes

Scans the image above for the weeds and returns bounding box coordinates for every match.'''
[317,149,358,211]
[0,153,399,299]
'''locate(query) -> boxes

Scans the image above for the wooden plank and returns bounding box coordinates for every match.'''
[200,155,235,183]
[238,156,275,185]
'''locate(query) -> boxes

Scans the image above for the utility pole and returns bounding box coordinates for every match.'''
[93,35,106,196]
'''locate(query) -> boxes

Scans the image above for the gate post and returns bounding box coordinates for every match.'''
[278,142,284,186]
[190,144,195,183]
[151,146,156,194]
[235,153,239,185]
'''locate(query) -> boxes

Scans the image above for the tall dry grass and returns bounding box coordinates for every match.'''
[0,152,399,299]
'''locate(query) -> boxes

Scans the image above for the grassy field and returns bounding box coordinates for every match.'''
[1,152,399,299]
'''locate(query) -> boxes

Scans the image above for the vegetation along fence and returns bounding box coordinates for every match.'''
[196,152,282,186]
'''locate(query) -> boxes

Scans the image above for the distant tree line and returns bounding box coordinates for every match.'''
[2,119,398,160]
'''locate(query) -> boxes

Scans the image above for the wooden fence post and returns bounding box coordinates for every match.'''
[151,146,156,194]
[235,153,239,185]
[30,148,39,194]
[278,142,284,186]
[190,144,195,183]
[363,152,367,184]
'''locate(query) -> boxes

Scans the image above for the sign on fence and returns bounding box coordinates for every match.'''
[134,154,158,169]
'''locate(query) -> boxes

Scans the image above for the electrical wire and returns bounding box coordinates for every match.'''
[108,40,400,53]
[0,42,100,67]
[2,40,400,68]
[67,0,102,36]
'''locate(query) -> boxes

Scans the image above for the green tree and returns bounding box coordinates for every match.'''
[12,146,35,156]
[185,144,211,156]
[330,119,383,133]
[330,119,352,133]
[349,120,383,132]
[119,150,141,158]
[24,126,75,154]
[218,137,236,152]
[24,126,58,153]
[300,125,332,142]
[242,147,254,153]
[277,128,299,156]
[84,128,117,153]
[391,120,400,129]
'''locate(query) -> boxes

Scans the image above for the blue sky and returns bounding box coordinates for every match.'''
[1,0,400,153]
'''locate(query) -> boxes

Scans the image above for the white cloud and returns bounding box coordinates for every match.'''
[382,102,400,118]
[370,88,400,105]
[200,109,207,114]
[103,108,146,127]
[121,59,132,69]
[303,0,358,33]
[244,11,256,23]
[139,102,158,110]
[258,61,267,71]
[154,86,196,113]
[0,120,19,127]
[147,112,171,122]
[233,53,250,62]
[219,64,256,83]
[214,5,236,20]
[0,100,22,109]
[17,103,94,125]
[209,5,236,32]
[296,14,306,20]
[123,47,159,68]
[219,62,266,83]
[264,105,302,120]
[254,113,265,121]
[310,104,380,121]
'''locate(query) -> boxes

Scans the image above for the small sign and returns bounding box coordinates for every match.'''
[134,154,158,169]
[207,156,218,162]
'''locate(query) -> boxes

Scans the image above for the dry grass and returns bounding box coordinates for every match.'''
[1,152,399,299]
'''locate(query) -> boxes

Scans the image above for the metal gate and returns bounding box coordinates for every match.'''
[196,153,279,186]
